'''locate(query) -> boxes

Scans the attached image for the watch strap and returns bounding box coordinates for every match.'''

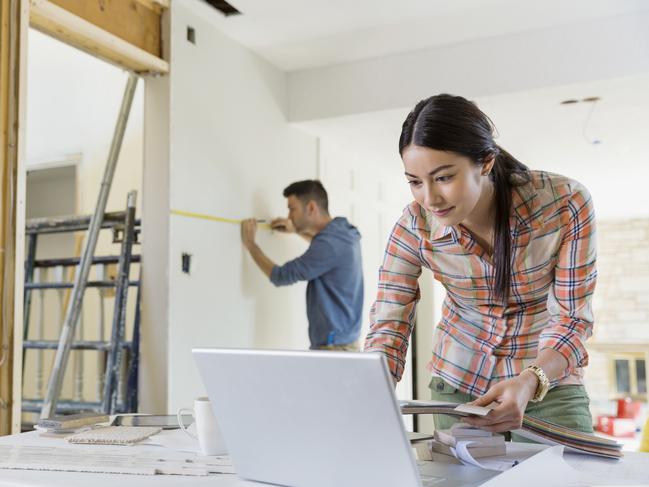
[525,364,550,402]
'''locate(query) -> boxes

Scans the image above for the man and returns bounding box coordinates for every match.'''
[241,180,363,351]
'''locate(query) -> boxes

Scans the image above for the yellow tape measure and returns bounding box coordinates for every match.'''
[170,209,271,228]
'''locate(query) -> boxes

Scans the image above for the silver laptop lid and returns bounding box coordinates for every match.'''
[193,348,422,487]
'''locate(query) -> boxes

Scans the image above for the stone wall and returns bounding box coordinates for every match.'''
[592,219,649,340]
[584,218,649,418]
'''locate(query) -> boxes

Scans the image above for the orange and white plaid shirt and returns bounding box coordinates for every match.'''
[364,171,597,396]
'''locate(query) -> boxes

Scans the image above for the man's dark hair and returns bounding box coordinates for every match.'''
[283,180,329,213]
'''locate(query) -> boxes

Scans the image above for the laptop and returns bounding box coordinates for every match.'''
[193,348,498,487]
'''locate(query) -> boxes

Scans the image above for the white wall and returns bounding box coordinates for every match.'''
[26,29,143,218]
[476,75,649,220]
[164,1,319,412]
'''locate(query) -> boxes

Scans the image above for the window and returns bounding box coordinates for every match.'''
[609,353,648,401]
[637,359,646,394]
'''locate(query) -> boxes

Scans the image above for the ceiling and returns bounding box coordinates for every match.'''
[297,74,649,219]
[190,0,649,71]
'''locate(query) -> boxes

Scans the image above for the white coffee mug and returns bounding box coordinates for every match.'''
[177,397,227,455]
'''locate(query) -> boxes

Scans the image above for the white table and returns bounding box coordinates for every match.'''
[1,431,648,486]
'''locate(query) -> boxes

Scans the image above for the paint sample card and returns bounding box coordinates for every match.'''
[454,404,493,417]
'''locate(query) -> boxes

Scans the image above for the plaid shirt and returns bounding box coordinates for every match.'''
[364,171,597,396]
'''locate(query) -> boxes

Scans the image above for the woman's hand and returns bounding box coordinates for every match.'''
[462,371,538,432]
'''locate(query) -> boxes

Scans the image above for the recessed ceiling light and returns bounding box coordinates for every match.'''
[560,96,602,105]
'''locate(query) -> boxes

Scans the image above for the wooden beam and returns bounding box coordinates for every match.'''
[0,0,12,439]
[0,0,27,436]
[47,0,162,57]
[29,0,168,74]
[134,0,170,13]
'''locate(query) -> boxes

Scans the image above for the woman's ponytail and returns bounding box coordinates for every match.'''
[490,147,531,301]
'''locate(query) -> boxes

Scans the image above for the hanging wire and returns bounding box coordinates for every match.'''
[582,96,602,145]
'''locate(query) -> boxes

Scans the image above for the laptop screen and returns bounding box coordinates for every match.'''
[193,348,422,487]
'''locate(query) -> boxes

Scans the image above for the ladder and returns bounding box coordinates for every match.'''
[22,192,141,419]
[21,73,141,421]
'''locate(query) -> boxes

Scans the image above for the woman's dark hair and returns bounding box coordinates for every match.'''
[399,94,530,301]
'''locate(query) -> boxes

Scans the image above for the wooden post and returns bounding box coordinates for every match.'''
[0,0,27,436]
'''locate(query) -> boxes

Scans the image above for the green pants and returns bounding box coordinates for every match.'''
[315,341,360,352]
[429,377,593,441]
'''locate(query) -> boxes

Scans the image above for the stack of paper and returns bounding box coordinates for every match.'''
[66,426,162,445]
[399,400,623,459]
[35,413,109,435]
[0,445,235,476]
[430,423,506,458]
[400,400,494,417]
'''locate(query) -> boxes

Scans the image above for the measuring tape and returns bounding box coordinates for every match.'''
[170,209,271,228]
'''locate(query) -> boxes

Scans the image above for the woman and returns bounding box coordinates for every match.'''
[365,94,596,435]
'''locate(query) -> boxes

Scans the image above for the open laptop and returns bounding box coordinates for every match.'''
[193,348,498,487]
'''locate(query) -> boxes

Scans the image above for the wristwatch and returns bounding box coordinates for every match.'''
[524,364,550,402]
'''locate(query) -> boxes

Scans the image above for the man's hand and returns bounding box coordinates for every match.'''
[270,217,295,233]
[241,219,258,249]
[240,219,276,278]
[461,372,538,432]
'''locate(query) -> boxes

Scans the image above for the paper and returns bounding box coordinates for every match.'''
[479,446,587,487]
[453,403,494,417]
[443,440,544,472]
[67,426,162,445]
[0,444,235,476]
[451,441,509,471]
[144,425,201,453]
[565,451,649,486]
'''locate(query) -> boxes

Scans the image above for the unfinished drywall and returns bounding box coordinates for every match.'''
[165,1,319,412]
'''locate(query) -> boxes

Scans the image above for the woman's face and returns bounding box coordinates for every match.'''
[401,145,492,226]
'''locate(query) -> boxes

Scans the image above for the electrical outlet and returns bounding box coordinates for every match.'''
[187,26,196,44]
[182,253,191,274]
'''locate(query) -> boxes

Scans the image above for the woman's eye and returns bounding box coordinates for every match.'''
[407,180,421,187]
[436,175,453,182]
